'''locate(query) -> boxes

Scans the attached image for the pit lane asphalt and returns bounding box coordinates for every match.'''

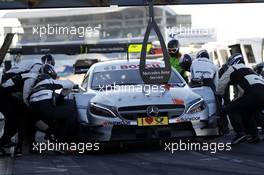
[1,121,264,175]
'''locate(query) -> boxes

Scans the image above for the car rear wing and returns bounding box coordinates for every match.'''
[9,43,152,55]
[73,59,99,74]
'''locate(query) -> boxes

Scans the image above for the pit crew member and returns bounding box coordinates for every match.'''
[26,64,78,143]
[168,39,188,82]
[190,50,219,91]
[0,72,38,148]
[1,54,55,83]
[217,53,264,144]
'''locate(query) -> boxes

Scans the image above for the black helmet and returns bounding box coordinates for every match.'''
[168,39,180,56]
[180,54,192,72]
[42,64,57,79]
[254,63,264,75]
[41,54,55,66]
[196,50,210,59]
[228,53,244,66]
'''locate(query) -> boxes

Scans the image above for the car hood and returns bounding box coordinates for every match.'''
[90,85,201,107]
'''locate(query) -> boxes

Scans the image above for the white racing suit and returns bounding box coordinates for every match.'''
[26,75,78,143]
[190,57,219,124]
[190,57,219,91]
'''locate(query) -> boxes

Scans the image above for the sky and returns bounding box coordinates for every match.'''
[169,3,264,42]
[1,3,264,42]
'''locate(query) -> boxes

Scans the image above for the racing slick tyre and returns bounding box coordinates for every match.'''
[0,118,6,156]
[0,113,4,138]
[0,114,10,157]
[0,127,14,157]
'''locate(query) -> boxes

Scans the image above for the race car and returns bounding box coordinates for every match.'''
[70,59,221,142]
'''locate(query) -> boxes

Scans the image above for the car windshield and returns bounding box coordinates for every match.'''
[91,69,183,90]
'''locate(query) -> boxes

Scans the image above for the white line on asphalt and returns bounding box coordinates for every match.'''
[34,167,67,173]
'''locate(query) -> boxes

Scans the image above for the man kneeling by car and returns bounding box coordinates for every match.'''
[25,64,79,149]
[216,53,264,144]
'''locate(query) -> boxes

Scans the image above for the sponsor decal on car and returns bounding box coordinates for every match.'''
[172,98,184,105]
[104,65,117,71]
[95,63,162,72]
[128,44,152,53]
[120,63,161,70]
[175,116,200,123]
[102,121,131,126]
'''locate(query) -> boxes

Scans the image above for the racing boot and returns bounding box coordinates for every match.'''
[44,128,58,142]
[0,139,16,157]
[231,133,248,145]
[44,133,57,142]
[247,135,261,144]
[14,142,23,157]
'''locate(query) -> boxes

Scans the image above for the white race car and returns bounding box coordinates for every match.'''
[71,59,222,142]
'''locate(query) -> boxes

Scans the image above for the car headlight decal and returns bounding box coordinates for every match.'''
[186,98,205,114]
[90,102,118,118]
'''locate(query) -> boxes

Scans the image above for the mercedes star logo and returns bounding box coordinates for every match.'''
[146,106,159,117]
